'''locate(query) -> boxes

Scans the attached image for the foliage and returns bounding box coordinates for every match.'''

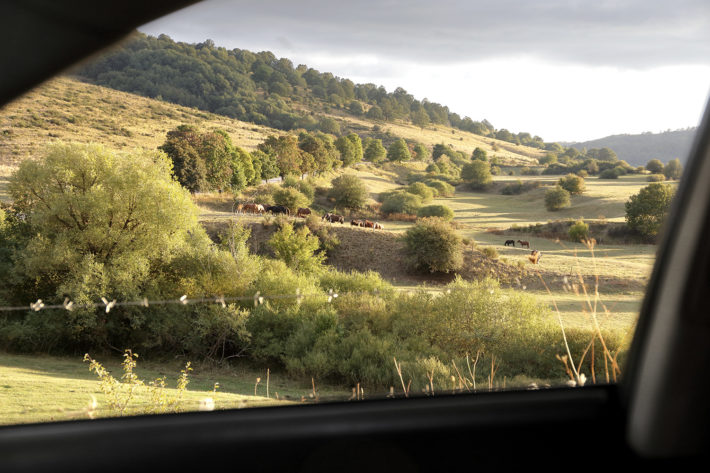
[598,168,620,179]
[544,186,571,211]
[412,143,430,161]
[424,179,455,197]
[273,187,311,212]
[625,183,675,237]
[481,246,498,259]
[417,205,454,221]
[646,159,664,174]
[364,138,387,163]
[568,220,589,242]
[406,182,435,202]
[328,174,368,209]
[381,191,423,215]
[387,138,411,162]
[403,217,463,273]
[558,174,585,195]
[335,133,363,167]
[647,174,665,182]
[268,223,326,274]
[461,160,492,189]
[471,147,488,161]
[663,158,683,180]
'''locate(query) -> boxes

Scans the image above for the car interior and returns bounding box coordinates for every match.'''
[0,1,708,471]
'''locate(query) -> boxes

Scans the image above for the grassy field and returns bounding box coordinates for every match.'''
[0,76,281,168]
[0,351,355,425]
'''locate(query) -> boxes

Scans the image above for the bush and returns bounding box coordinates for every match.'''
[481,247,498,259]
[663,158,683,180]
[417,204,455,221]
[558,174,585,195]
[328,174,368,210]
[521,167,541,176]
[296,214,340,254]
[406,182,435,202]
[381,191,423,215]
[267,223,326,274]
[403,217,463,273]
[424,179,455,197]
[625,183,675,237]
[283,175,315,200]
[273,187,311,212]
[568,220,589,242]
[647,173,665,182]
[598,168,620,179]
[501,179,524,195]
[544,186,571,211]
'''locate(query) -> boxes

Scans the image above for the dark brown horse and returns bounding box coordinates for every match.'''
[504,240,515,247]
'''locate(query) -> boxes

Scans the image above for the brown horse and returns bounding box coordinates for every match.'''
[517,240,530,249]
[351,219,362,226]
[363,220,375,228]
[297,207,311,218]
[529,250,542,264]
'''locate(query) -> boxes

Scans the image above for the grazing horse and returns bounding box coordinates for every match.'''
[297,207,311,218]
[529,250,542,264]
[351,219,362,226]
[517,240,530,249]
[243,203,260,214]
[373,222,383,230]
[504,240,515,247]
[324,213,344,224]
[235,203,244,214]
[363,220,374,228]
[267,205,290,216]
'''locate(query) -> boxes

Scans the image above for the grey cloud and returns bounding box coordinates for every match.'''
[141,0,710,68]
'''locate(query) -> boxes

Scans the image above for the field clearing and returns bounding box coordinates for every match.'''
[0,352,357,426]
[0,76,281,167]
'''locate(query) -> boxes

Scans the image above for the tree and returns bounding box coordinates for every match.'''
[159,125,207,192]
[335,133,363,167]
[663,159,683,180]
[273,187,311,213]
[328,174,368,209]
[381,191,422,215]
[387,139,411,162]
[366,104,384,120]
[364,139,387,163]
[544,186,571,211]
[318,117,341,135]
[625,183,675,237]
[417,205,454,221]
[412,108,430,129]
[348,100,364,116]
[471,147,488,162]
[461,160,492,189]
[646,159,664,174]
[558,174,585,195]
[258,135,303,177]
[7,142,205,303]
[404,218,463,273]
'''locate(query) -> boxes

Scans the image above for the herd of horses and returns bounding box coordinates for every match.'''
[235,203,384,230]
[503,239,541,264]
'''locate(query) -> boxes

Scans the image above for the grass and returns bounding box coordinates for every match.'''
[0,351,353,426]
[0,76,281,168]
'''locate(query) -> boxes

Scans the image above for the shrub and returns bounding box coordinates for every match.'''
[406,182,435,202]
[417,204,455,221]
[625,183,675,237]
[273,187,311,212]
[501,179,524,195]
[598,168,620,179]
[558,174,585,195]
[544,186,571,211]
[296,214,340,254]
[267,223,326,274]
[663,158,683,180]
[283,175,315,200]
[521,167,541,176]
[328,174,368,210]
[403,217,463,273]
[425,179,455,197]
[647,173,665,182]
[568,220,589,242]
[381,191,423,215]
[646,159,664,174]
[482,246,498,259]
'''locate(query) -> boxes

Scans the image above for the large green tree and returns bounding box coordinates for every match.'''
[461,161,492,189]
[625,183,675,237]
[663,159,683,180]
[387,139,411,162]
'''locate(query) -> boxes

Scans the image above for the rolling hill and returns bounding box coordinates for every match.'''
[566,128,696,166]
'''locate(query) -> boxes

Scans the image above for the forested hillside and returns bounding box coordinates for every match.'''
[567,128,696,166]
[77,33,550,149]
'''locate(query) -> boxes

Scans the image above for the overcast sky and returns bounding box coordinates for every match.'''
[140,0,710,142]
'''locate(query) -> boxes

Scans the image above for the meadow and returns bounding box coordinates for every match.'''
[0,76,659,426]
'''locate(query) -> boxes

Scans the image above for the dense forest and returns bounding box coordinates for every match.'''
[77,33,549,149]
[567,128,696,166]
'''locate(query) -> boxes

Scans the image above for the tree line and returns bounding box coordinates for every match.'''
[77,33,551,149]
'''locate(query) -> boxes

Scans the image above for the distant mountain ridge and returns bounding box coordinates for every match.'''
[565,128,696,166]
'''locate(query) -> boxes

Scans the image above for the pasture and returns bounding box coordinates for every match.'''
[0,352,357,425]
